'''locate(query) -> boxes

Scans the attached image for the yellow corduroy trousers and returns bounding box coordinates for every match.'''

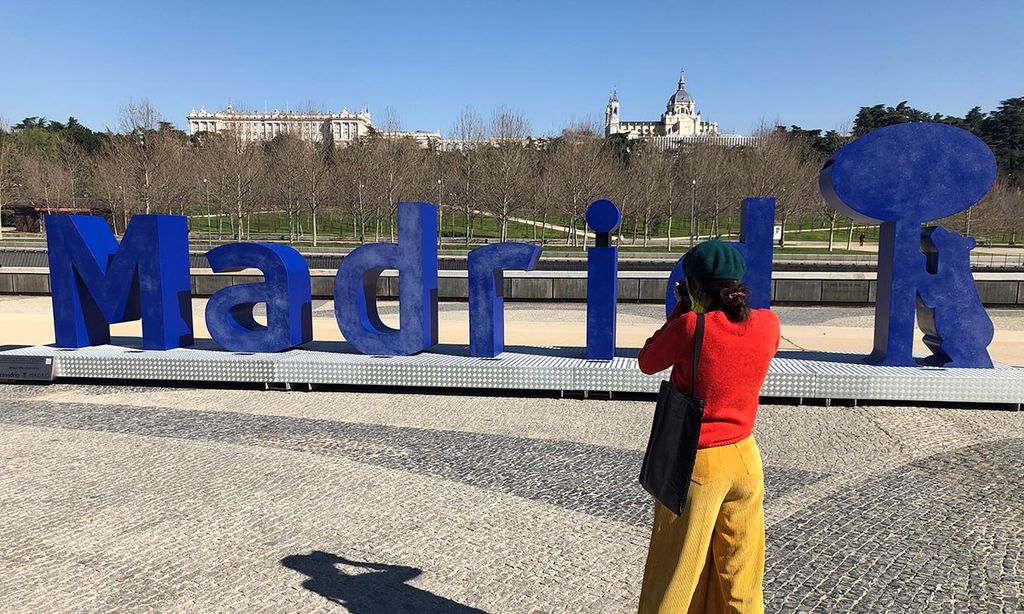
[638,435,766,614]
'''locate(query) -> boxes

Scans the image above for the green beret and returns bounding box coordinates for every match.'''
[682,240,747,280]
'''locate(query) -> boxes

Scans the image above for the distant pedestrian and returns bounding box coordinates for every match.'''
[636,240,780,613]
[859,233,866,247]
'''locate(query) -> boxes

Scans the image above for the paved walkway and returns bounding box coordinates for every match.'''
[0,298,1022,611]
[0,383,1021,612]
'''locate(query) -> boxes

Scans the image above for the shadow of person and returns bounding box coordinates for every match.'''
[281,551,487,613]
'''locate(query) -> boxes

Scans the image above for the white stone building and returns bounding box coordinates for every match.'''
[186,105,441,147]
[605,71,720,139]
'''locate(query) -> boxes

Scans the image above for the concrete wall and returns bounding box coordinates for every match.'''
[3,268,1024,306]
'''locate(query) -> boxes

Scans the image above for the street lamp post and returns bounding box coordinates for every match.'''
[690,179,697,247]
[437,177,443,250]
[115,184,123,235]
[138,133,152,215]
[13,183,22,223]
[358,182,365,243]
[779,188,787,248]
[203,178,210,248]
[1,182,23,240]
[450,191,458,238]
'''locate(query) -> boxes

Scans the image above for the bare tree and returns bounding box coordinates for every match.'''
[392,143,445,241]
[265,135,305,242]
[301,134,336,247]
[625,144,670,247]
[548,124,613,249]
[604,144,640,244]
[361,110,419,243]
[20,147,67,217]
[449,107,486,245]
[119,99,161,133]
[91,141,135,234]
[480,108,534,242]
[532,152,560,244]
[0,117,19,238]
[192,135,230,240]
[55,134,86,207]
[376,138,418,242]
[679,142,743,244]
[204,131,265,241]
[955,174,1022,244]
[116,101,184,215]
[429,146,451,247]
[337,140,376,243]
[156,130,196,218]
[738,124,819,241]
[993,181,1024,244]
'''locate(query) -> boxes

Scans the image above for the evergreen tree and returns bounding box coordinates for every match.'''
[981,98,1024,186]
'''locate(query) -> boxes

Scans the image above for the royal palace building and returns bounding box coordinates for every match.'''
[186,104,441,146]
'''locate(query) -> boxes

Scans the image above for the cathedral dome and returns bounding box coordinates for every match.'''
[669,70,693,106]
[670,87,693,105]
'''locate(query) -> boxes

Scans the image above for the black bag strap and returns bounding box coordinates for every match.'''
[690,313,705,396]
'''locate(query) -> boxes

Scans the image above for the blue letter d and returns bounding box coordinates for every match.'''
[333,202,439,356]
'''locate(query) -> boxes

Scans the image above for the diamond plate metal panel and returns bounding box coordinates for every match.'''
[0,344,1021,405]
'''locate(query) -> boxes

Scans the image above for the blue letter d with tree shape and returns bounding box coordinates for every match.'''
[820,122,997,368]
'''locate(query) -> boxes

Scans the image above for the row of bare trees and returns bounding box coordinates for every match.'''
[3,102,1023,249]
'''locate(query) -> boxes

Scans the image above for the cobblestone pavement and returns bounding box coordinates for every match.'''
[0,384,1021,613]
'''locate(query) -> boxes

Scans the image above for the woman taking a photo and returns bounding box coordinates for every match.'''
[637,240,780,613]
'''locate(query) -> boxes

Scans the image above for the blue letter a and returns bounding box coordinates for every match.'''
[205,243,313,353]
[46,214,194,350]
[334,202,438,356]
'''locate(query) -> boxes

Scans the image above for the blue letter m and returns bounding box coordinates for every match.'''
[46,214,194,350]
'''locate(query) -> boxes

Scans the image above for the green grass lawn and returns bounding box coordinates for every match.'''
[187,208,883,242]
[773,246,872,255]
[780,226,881,243]
[127,208,883,254]
[191,210,565,241]
[174,207,1021,251]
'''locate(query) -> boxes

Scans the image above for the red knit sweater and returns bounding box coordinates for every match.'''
[638,305,780,448]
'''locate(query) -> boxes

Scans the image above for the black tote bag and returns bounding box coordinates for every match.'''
[639,312,706,516]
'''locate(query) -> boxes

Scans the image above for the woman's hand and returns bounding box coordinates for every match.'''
[674,281,686,305]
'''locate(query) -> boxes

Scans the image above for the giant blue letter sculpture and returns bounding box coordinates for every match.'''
[46,214,193,350]
[586,199,622,360]
[205,243,313,353]
[917,227,994,367]
[665,197,776,316]
[334,202,439,356]
[467,242,543,358]
[820,122,997,367]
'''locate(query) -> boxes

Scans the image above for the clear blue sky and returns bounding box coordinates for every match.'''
[1,0,1021,137]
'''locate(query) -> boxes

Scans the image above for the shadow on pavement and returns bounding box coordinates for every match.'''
[281,550,487,613]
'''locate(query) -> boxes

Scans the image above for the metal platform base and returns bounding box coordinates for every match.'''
[0,341,1021,407]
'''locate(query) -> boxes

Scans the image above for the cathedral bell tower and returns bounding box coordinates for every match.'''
[605,90,620,137]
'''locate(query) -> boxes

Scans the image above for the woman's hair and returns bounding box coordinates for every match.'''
[690,278,752,323]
